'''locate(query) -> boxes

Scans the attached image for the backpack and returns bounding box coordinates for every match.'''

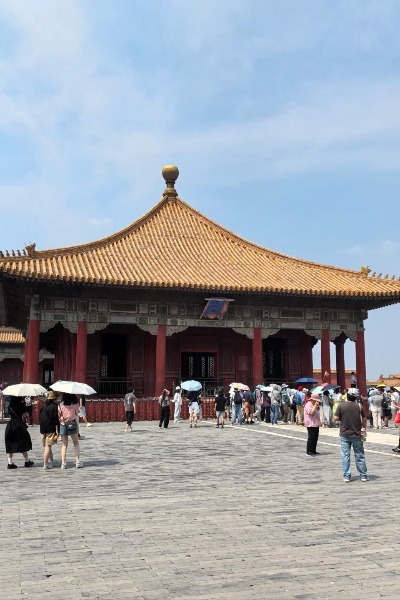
[234,390,243,404]
[294,392,303,406]
[281,390,289,404]
[381,398,388,409]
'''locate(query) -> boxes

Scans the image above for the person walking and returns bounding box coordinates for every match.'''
[260,390,271,423]
[158,389,170,429]
[124,388,137,432]
[304,392,322,455]
[369,388,383,429]
[331,387,342,427]
[39,390,60,469]
[214,388,227,428]
[172,386,182,423]
[270,385,281,425]
[321,390,332,427]
[231,388,243,425]
[187,390,200,427]
[24,396,33,426]
[58,393,83,469]
[5,396,34,469]
[333,387,369,482]
[281,384,290,423]
[294,387,305,425]
[390,387,400,425]
[79,396,92,428]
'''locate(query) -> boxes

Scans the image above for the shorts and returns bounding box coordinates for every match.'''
[79,406,86,418]
[217,411,225,419]
[189,402,200,414]
[41,433,56,447]
[60,423,78,436]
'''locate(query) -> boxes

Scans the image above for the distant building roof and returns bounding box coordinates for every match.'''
[1,165,400,303]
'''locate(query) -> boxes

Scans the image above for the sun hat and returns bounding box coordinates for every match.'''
[347,388,359,398]
[311,393,320,401]
[47,390,59,401]
[175,386,181,391]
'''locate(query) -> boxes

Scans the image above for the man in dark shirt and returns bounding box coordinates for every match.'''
[214,388,227,428]
[333,388,369,483]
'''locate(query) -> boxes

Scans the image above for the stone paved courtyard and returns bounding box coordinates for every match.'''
[1,419,400,600]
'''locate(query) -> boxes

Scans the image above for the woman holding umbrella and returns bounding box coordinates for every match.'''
[5,396,34,469]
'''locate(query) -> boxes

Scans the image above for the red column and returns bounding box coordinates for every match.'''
[335,339,346,389]
[301,334,313,377]
[321,329,331,384]
[75,322,87,382]
[24,319,40,383]
[155,324,166,396]
[355,330,367,398]
[22,337,28,382]
[252,327,263,387]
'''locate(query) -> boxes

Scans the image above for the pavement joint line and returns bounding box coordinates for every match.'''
[201,420,400,457]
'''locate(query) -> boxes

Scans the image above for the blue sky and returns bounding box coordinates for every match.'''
[0,0,399,379]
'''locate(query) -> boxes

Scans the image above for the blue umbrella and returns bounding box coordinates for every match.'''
[180,380,202,392]
[295,377,318,384]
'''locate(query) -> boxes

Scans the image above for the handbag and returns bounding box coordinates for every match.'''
[394,411,400,424]
[52,433,59,443]
[65,419,78,432]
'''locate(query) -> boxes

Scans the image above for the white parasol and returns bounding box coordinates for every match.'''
[2,383,48,397]
[50,381,96,395]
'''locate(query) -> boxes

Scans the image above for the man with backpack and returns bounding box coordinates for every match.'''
[231,387,243,425]
[243,388,255,424]
[281,384,290,424]
[294,386,306,425]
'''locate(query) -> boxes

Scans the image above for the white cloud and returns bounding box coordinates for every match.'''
[378,240,398,256]
[342,245,364,256]
[88,217,113,227]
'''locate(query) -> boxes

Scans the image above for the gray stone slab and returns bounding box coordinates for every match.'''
[1,419,400,599]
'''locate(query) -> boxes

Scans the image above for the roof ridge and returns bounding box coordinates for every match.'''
[174,197,368,279]
[0,196,170,259]
[0,192,392,282]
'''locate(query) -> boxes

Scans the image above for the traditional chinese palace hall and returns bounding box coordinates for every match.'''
[1,166,400,397]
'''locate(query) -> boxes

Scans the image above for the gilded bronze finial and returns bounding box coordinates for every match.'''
[162,164,179,198]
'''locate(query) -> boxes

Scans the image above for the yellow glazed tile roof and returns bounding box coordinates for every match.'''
[0,327,25,344]
[1,169,400,300]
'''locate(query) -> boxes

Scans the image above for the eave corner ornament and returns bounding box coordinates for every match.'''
[25,243,37,258]
[360,265,371,277]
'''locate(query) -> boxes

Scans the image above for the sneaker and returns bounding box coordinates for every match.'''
[392,447,400,453]
[343,478,350,483]
[7,463,17,469]
[24,460,34,467]
[313,452,321,455]
[86,423,92,427]
[76,461,84,468]
[61,463,67,470]
[215,425,219,428]
[78,434,85,440]
[360,476,369,482]
[43,463,53,470]
[306,452,314,456]
[50,459,58,467]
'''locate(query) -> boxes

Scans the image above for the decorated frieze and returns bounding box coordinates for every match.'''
[35,296,366,339]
